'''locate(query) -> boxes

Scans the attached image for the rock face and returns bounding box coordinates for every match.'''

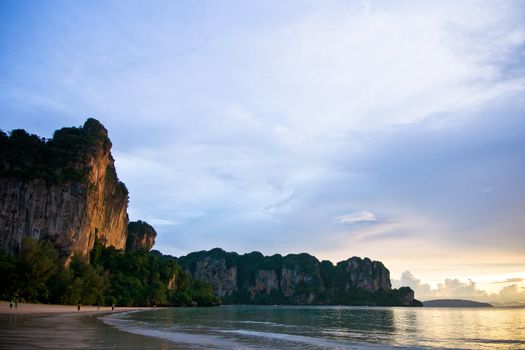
[126,220,157,252]
[193,257,238,297]
[339,257,392,292]
[178,248,421,306]
[0,119,129,258]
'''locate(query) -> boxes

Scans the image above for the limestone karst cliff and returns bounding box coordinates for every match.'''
[0,119,129,258]
[0,119,420,306]
[178,248,421,306]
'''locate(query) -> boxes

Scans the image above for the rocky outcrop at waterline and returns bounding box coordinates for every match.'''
[0,119,129,258]
[178,248,421,306]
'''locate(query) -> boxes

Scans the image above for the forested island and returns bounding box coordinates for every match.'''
[0,119,421,307]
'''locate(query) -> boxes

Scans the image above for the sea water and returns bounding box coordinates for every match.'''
[102,305,525,349]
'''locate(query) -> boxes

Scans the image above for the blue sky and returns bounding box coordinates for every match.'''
[1,0,524,301]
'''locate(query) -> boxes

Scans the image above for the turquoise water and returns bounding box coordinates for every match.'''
[102,305,525,349]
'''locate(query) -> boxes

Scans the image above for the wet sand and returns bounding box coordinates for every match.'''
[0,301,183,349]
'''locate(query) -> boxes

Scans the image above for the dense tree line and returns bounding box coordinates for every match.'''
[0,238,220,307]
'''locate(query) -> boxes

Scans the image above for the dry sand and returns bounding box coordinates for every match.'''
[0,301,183,349]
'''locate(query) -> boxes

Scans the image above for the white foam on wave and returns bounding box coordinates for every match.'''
[101,312,264,349]
[101,311,422,350]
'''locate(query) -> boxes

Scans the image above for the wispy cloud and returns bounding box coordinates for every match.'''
[334,211,377,224]
[143,217,179,227]
[494,277,524,284]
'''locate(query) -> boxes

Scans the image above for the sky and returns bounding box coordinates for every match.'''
[1,0,524,302]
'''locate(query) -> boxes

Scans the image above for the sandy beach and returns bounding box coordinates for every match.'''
[0,301,183,349]
[0,300,148,314]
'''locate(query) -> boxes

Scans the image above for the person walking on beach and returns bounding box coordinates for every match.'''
[10,300,13,309]
[112,303,115,311]
[77,304,80,311]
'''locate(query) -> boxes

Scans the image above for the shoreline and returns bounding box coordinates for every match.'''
[0,301,182,349]
[0,300,151,315]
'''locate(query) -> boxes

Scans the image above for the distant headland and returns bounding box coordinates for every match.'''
[423,299,493,308]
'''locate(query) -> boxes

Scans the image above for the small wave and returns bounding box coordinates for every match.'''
[460,338,525,345]
[226,320,289,327]
[219,329,412,350]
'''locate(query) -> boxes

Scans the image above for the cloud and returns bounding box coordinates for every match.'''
[497,284,525,302]
[1,0,524,267]
[494,277,524,284]
[392,271,433,299]
[143,217,179,227]
[393,271,525,303]
[434,278,490,301]
[334,211,377,224]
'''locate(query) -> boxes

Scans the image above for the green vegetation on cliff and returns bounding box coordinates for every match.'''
[179,248,421,306]
[0,237,219,307]
[0,118,127,194]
